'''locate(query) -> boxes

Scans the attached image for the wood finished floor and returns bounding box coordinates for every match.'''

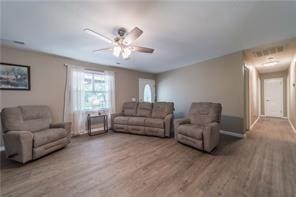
[1,117,296,197]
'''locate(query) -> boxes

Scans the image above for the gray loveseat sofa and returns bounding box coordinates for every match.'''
[111,102,174,137]
[175,102,222,152]
[1,105,71,163]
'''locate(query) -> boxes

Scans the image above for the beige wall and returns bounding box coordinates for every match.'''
[288,55,296,129]
[156,52,245,134]
[0,46,155,145]
[248,66,260,126]
[260,70,288,117]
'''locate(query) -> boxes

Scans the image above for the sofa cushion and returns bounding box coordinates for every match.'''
[144,118,164,129]
[177,124,204,140]
[128,126,145,135]
[128,117,145,126]
[33,128,67,147]
[19,105,52,121]
[177,134,203,150]
[1,106,52,132]
[136,102,152,117]
[33,137,70,159]
[151,102,174,119]
[144,127,165,137]
[113,124,128,133]
[114,116,130,125]
[122,102,138,116]
[189,102,222,125]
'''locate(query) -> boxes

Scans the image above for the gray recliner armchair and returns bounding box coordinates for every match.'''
[174,102,222,152]
[1,105,71,163]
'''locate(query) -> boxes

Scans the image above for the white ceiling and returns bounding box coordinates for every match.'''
[244,38,296,74]
[1,1,296,73]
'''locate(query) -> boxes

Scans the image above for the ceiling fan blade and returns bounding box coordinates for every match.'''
[123,27,143,45]
[84,28,113,44]
[132,46,154,53]
[93,48,113,54]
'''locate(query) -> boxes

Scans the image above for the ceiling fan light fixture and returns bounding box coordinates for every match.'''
[122,47,132,59]
[113,45,121,57]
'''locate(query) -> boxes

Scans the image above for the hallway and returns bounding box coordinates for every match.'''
[244,117,296,196]
[250,117,295,139]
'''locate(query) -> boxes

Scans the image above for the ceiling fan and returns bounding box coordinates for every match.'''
[84,27,154,59]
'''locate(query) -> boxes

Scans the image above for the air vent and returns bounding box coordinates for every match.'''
[0,39,25,45]
[253,45,284,58]
[13,40,25,45]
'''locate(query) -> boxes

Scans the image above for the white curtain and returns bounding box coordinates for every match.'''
[64,65,116,135]
[104,70,116,126]
[64,65,88,136]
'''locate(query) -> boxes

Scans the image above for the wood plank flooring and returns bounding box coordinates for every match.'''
[1,117,296,197]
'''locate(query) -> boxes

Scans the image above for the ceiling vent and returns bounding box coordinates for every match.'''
[13,40,25,45]
[253,46,284,58]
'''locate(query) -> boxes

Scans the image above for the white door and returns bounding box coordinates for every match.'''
[139,78,155,102]
[264,78,283,117]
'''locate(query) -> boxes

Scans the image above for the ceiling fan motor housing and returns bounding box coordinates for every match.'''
[118,27,127,37]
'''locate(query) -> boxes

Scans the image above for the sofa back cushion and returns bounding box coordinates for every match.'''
[122,102,138,116]
[189,102,222,125]
[151,102,174,119]
[137,102,152,117]
[1,105,52,132]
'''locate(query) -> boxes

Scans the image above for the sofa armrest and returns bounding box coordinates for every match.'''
[2,130,34,163]
[203,122,220,152]
[50,122,72,135]
[174,118,191,138]
[111,112,123,129]
[164,114,173,137]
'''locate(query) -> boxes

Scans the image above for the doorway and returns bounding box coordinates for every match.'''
[264,78,283,117]
[139,78,155,102]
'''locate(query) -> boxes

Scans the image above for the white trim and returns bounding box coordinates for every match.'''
[260,115,288,119]
[0,146,5,151]
[250,116,260,130]
[220,130,246,138]
[288,119,296,133]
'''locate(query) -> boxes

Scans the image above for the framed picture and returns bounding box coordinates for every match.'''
[0,63,31,90]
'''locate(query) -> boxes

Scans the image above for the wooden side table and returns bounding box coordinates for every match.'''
[87,114,108,136]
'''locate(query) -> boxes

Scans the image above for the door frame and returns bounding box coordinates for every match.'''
[263,77,284,118]
[243,65,250,131]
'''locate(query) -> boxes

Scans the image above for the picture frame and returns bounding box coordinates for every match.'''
[0,62,31,90]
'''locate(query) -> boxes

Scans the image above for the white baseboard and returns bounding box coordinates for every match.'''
[0,146,5,151]
[288,119,296,133]
[220,130,246,138]
[250,116,260,130]
[260,115,288,119]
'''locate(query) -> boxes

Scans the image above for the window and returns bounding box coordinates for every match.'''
[83,72,107,111]
[143,84,152,102]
